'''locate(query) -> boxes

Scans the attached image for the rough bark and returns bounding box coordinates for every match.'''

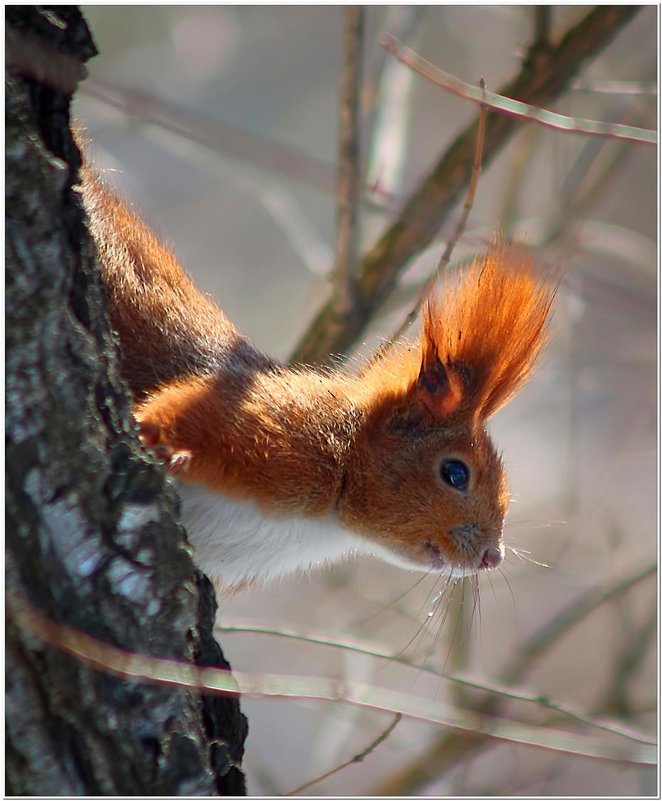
[5,6,247,795]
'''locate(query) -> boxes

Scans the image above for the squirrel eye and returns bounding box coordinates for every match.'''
[440,459,470,491]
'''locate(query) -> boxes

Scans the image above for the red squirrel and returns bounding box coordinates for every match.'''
[80,160,556,592]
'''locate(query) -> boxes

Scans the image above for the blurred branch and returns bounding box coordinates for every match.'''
[290,5,642,364]
[9,586,656,766]
[532,6,552,51]
[436,78,488,267]
[523,608,657,739]
[363,7,423,198]
[370,560,656,795]
[254,184,334,277]
[498,124,540,234]
[500,562,655,684]
[362,6,424,133]
[380,34,656,146]
[80,77,395,213]
[569,78,657,95]
[391,80,488,341]
[599,605,657,719]
[543,105,656,249]
[285,713,402,795]
[332,6,364,320]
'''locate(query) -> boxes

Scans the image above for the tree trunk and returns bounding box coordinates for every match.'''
[5,7,247,795]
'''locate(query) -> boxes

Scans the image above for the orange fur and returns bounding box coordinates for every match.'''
[421,241,556,420]
[81,163,556,583]
[80,163,258,399]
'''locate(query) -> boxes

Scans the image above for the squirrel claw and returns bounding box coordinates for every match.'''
[137,420,192,476]
[167,449,193,476]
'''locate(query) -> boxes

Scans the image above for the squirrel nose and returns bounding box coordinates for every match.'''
[479,545,503,571]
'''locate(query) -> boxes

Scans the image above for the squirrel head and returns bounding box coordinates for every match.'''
[339,240,556,576]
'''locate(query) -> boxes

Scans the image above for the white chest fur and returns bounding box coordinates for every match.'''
[177,483,373,588]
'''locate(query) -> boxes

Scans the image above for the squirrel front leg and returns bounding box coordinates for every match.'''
[134,375,223,487]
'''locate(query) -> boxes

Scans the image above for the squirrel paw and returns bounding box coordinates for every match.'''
[138,421,192,476]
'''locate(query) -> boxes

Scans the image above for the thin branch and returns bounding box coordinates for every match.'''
[8,587,656,766]
[380,35,656,146]
[217,618,656,747]
[369,560,656,795]
[290,5,642,364]
[333,6,365,319]
[285,713,402,796]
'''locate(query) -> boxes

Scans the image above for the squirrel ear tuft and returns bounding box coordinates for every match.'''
[417,239,556,421]
[416,345,465,420]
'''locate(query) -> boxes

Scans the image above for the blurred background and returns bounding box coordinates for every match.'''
[76,6,657,796]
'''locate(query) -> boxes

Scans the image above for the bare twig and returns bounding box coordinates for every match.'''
[285,713,402,795]
[290,5,642,364]
[333,6,365,318]
[380,35,656,146]
[217,621,656,746]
